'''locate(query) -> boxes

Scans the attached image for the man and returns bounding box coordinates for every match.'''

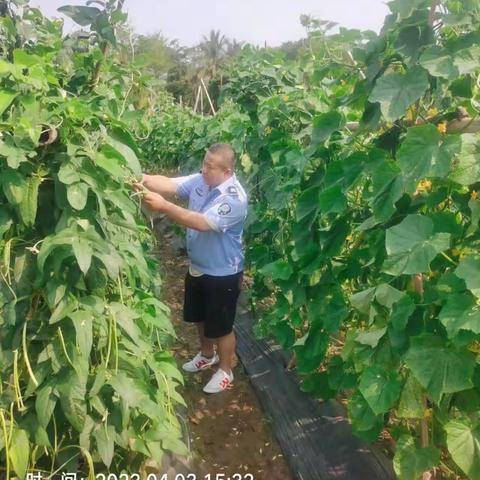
[139,143,248,394]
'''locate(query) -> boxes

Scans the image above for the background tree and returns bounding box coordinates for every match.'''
[134,32,176,78]
[198,29,227,80]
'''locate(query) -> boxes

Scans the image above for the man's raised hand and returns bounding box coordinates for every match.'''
[142,191,168,212]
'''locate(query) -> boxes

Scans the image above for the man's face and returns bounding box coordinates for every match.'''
[202,153,231,187]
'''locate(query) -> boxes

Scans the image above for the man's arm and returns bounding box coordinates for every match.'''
[142,191,213,232]
[142,174,178,197]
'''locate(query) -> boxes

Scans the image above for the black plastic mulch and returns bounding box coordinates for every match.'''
[234,293,395,480]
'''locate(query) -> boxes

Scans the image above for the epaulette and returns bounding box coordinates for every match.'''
[227,185,239,197]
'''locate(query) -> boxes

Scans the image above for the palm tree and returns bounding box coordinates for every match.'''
[226,39,245,58]
[198,29,227,79]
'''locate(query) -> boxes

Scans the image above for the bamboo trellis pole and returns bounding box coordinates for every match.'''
[193,85,201,113]
[200,77,216,115]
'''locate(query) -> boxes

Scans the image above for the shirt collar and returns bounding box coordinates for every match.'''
[209,174,237,194]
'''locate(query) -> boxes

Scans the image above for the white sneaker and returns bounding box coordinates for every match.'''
[182,351,219,373]
[203,368,234,394]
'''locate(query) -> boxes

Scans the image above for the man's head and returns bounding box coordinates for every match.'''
[202,143,236,187]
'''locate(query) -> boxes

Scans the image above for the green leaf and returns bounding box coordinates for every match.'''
[356,327,387,348]
[390,295,415,331]
[449,134,480,186]
[296,186,319,221]
[69,311,93,358]
[0,140,28,169]
[9,428,29,479]
[72,238,93,274]
[318,185,347,214]
[371,162,403,221]
[436,272,466,299]
[0,207,13,236]
[92,12,116,46]
[311,111,344,144]
[375,283,404,308]
[398,374,425,419]
[455,256,480,298]
[419,46,458,80]
[449,76,473,98]
[109,372,151,409]
[146,441,165,465]
[153,361,184,386]
[0,90,18,116]
[439,293,480,339]
[49,296,78,326]
[57,5,102,26]
[1,169,27,205]
[294,326,329,374]
[308,289,349,334]
[273,321,295,350]
[107,137,141,176]
[393,435,440,480]
[94,150,126,178]
[388,0,429,18]
[58,162,81,185]
[109,302,144,348]
[93,425,115,468]
[467,198,480,236]
[420,46,480,80]
[95,250,122,279]
[259,259,293,281]
[21,413,50,448]
[110,126,142,158]
[359,365,402,415]
[38,229,77,273]
[454,46,480,75]
[350,287,376,315]
[13,49,40,67]
[348,391,383,442]
[35,385,57,428]
[397,125,459,189]
[369,66,429,122]
[67,182,89,210]
[162,437,189,457]
[111,371,139,405]
[56,369,87,432]
[404,334,475,404]
[350,283,405,315]
[383,215,451,275]
[445,419,480,479]
[18,176,41,227]
[300,371,336,399]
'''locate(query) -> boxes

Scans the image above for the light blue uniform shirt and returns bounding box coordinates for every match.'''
[172,173,248,276]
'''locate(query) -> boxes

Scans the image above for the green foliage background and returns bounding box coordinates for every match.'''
[145,1,480,478]
[0,1,187,477]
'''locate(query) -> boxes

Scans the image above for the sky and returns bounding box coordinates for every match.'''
[32,0,391,47]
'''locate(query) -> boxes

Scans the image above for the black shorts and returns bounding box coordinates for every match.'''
[183,271,243,339]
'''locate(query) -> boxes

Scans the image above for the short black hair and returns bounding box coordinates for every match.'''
[207,143,236,170]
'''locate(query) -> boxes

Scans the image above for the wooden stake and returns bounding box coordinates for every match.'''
[193,85,201,113]
[346,50,366,80]
[200,77,217,115]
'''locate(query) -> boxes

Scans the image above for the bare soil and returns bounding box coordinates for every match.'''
[154,231,293,480]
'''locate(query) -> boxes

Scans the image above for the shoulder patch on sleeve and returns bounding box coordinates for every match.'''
[217,202,232,216]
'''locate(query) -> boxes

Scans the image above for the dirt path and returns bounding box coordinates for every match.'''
[154,227,293,480]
